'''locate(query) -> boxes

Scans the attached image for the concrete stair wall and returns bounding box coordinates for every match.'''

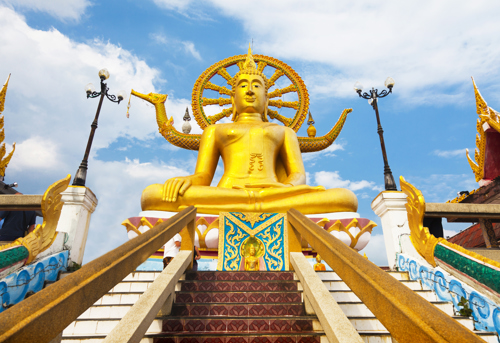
[61,270,499,343]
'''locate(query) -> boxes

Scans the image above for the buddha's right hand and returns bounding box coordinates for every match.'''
[163,176,193,202]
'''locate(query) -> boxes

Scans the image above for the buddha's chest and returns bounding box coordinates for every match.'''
[217,125,283,150]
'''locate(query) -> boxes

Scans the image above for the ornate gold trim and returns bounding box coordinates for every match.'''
[0,74,15,178]
[192,54,309,132]
[328,218,377,250]
[400,176,443,266]
[0,175,71,264]
[465,78,500,182]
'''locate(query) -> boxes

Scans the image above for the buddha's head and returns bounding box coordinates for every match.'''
[231,45,269,121]
[315,254,322,263]
[249,245,256,256]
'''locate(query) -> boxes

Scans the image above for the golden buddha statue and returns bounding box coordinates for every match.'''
[244,245,260,271]
[136,47,358,215]
[313,254,326,271]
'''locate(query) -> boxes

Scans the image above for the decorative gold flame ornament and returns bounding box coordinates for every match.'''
[465,77,500,182]
[400,176,443,266]
[0,175,71,263]
[135,46,358,215]
[0,74,16,178]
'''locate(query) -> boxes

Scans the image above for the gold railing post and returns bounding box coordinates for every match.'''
[180,214,196,269]
[287,219,302,271]
[287,208,483,343]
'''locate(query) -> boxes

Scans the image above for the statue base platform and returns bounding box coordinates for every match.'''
[122,210,376,271]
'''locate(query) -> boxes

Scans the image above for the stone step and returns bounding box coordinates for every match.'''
[171,302,305,317]
[330,289,437,302]
[179,280,299,292]
[316,271,409,281]
[337,301,454,317]
[357,331,499,343]
[62,333,328,343]
[184,271,295,281]
[63,317,321,336]
[322,279,422,291]
[161,316,321,333]
[175,291,302,304]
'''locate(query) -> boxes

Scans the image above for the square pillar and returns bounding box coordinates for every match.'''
[55,186,98,265]
[371,191,410,269]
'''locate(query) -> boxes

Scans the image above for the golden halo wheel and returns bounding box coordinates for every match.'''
[191,54,309,132]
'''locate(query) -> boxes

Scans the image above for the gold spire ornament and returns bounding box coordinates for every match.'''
[466,77,500,182]
[0,74,15,179]
[306,111,316,138]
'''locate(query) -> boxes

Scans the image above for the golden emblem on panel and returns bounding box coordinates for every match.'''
[241,236,265,271]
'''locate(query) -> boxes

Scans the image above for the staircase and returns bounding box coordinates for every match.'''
[62,269,499,343]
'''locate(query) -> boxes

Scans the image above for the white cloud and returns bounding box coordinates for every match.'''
[152,0,192,12]
[433,149,466,158]
[175,0,500,102]
[0,0,90,20]
[362,234,388,266]
[182,41,202,61]
[302,142,343,162]
[8,137,64,171]
[150,33,203,61]
[82,157,191,262]
[314,171,380,192]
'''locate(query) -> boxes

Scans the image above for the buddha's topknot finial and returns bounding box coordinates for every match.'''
[243,43,257,71]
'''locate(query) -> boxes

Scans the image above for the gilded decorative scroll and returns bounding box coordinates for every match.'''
[0,175,71,264]
[217,212,288,271]
[400,176,443,266]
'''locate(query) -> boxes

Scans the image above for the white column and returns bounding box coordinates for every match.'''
[55,186,98,265]
[371,191,410,270]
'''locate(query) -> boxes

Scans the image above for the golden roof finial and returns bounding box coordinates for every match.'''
[0,74,11,115]
[243,43,257,71]
[472,77,488,116]
[0,74,15,179]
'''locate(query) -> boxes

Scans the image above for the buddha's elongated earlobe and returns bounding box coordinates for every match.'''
[231,96,238,121]
[263,98,269,122]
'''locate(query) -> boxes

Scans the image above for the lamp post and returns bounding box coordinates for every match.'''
[73,69,126,186]
[354,77,397,191]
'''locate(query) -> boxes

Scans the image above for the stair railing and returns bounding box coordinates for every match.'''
[287,208,484,343]
[0,206,197,343]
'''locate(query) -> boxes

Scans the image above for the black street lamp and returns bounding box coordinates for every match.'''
[73,69,125,186]
[354,77,398,191]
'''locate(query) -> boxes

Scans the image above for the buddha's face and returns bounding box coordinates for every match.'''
[249,245,256,256]
[232,74,268,116]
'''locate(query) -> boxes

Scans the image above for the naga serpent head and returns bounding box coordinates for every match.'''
[131,89,167,104]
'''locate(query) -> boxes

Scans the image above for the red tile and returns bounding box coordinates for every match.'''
[248,304,268,316]
[268,304,287,316]
[226,337,249,343]
[229,304,248,316]
[291,320,313,332]
[183,319,205,332]
[216,282,231,291]
[205,319,227,332]
[212,293,230,303]
[265,293,282,303]
[227,319,248,332]
[271,337,295,343]
[250,337,272,343]
[270,319,291,332]
[233,282,249,291]
[175,293,193,303]
[162,319,183,332]
[249,319,270,332]
[190,304,210,316]
[297,337,320,343]
[229,293,247,303]
[210,304,229,316]
[199,282,216,291]
[248,293,265,303]
[194,293,212,303]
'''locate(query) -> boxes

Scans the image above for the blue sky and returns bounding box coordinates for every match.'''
[1,0,499,265]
